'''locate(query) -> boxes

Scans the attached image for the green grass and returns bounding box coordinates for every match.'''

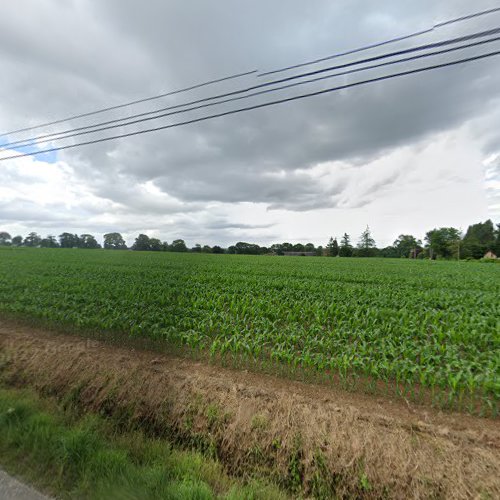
[0,248,498,412]
[0,385,285,499]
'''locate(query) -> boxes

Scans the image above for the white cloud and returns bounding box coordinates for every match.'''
[0,0,499,246]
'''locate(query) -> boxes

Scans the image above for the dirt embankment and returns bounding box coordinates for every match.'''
[0,319,498,499]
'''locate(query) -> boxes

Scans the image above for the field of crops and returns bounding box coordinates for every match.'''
[0,248,498,414]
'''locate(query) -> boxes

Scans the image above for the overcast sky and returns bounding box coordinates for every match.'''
[1,0,499,248]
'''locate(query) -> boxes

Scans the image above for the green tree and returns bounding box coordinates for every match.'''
[425,227,461,259]
[270,243,284,255]
[0,232,11,245]
[494,223,500,256]
[380,246,399,258]
[11,235,23,246]
[191,244,202,253]
[339,233,353,257]
[24,232,41,247]
[202,245,212,253]
[59,233,80,248]
[103,232,127,250]
[357,226,377,257]
[132,234,151,251]
[326,237,339,256]
[234,242,261,255]
[461,220,496,259]
[170,239,188,252]
[40,235,59,248]
[393,234,422,258]
[149,238,162,251]
[212,245,224,254]
[79,234,101,249]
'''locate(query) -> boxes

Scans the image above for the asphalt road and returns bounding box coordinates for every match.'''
[0,469,49,500]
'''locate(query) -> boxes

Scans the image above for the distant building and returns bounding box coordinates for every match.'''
[282,251,316,257]
[484,251,497,259]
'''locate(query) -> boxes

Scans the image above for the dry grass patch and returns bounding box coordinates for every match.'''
[0,319,499,499]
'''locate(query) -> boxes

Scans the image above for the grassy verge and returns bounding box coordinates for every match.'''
[0,385,286,499]
[1,326,499,499]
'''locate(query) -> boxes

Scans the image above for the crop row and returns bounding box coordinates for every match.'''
[0,248,498,414]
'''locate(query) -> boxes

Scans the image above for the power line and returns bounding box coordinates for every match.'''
[435,6,500,28]
[3,27,499,151]
[5,34,500,151]
[0,70,258,137]
[258,6,500,76]
[2,7,498,141]
[1,49,498,162]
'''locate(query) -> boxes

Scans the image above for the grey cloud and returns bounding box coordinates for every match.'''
[1,0,499,240]
[206,220,276,231]
[153,166,347,210]
[0,200,77,225]
[64,50,498,209]
[362,171,403,196]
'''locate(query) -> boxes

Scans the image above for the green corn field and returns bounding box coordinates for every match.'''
[0,248,498,415]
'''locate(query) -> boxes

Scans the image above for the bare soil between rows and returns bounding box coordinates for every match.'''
[0,318,498,498]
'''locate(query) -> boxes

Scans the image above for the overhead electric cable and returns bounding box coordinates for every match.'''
[2,27,498,151]
[0,70,257,137]
[2,6,498,140]
[1,49,498,162]
[434,6,500,27]
[258,5,500,76]
[4,33,500,151]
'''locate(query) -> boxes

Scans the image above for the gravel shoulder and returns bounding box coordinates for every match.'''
[0,469,49,500]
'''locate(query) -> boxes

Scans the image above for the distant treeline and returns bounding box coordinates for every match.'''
[0,219,499,260]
